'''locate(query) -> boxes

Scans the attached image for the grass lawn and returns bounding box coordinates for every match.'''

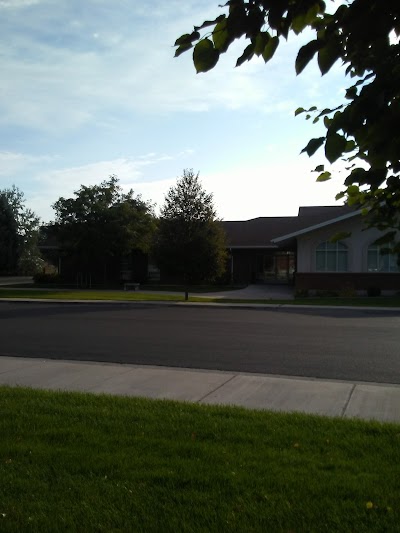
[0,289,211,303]
[0,387,399,532]
[1,287,400,307]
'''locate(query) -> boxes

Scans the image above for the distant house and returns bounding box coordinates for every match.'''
[221,206,400,293]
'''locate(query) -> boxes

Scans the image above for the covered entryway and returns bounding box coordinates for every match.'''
[256,251,295,284]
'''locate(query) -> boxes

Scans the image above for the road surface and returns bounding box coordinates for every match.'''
[0,302,399,383]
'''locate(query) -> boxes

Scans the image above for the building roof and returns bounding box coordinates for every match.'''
[221,205,359,248]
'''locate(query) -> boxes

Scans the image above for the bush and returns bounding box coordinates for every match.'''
[315,290,339,297]
[294,288,309,298]
[367,286,381,297]
[33,272,61,284]
[338,284,357,298]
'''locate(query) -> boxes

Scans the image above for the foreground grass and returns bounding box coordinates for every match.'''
[0,387,399,532]
[1,287,400,307]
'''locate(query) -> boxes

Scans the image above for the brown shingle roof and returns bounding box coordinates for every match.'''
[221,206,358,247]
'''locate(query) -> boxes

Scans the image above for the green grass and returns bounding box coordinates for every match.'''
[1,287,400,307]
[0,288,213,303]
[0,387,399,532]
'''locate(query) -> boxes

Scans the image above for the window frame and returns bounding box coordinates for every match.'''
[315,241,348,272]
[367,243,400,273]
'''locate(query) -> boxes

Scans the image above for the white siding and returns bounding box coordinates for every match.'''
[297,217,399,273]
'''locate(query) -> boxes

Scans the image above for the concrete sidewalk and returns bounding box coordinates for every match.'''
[1,355,399,423]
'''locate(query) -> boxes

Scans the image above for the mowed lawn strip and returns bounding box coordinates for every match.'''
[1,288,400,306]
[0,386,399,532]
[0,289,199,302]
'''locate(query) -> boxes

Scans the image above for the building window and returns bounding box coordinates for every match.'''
[367,244,399,272]
[316,241,348,272]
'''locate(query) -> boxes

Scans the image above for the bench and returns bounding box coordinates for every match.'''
[124,282,140,291]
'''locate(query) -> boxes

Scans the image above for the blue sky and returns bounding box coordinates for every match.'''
[0,0,349,223]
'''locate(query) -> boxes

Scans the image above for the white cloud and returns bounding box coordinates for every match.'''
[0,151,54,176]
[0,0,40,8]
[0,0,347,133]
[25,149,194,221]
[1,0,352,224]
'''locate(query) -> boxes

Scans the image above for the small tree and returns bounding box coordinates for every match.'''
[153,169,227,300]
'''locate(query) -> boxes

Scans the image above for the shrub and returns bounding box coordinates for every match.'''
[315,290,339,297]
[367,286,381,297]
[294,288,309,298]
[33,272,61,284]
[338,284,357,298]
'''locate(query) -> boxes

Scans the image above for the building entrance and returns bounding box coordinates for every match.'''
[256,251,295,283]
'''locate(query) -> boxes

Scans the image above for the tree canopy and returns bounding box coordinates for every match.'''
[0,185,41,274]
[52,176,156,282]
[0,193,19,274]
[175,0,400,248]
[153,169,227,294]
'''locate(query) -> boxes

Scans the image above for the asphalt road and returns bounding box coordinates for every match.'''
[1,302,399,384]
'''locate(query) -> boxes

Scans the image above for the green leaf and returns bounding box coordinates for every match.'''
[292,2,323,34]
[325,133,347,163]
[345,86,357,100]
[212,19,230,52]
[373,231,397,246]
[318,107,334,117]
[295,40,320,74]
[254,32,269,56]
[175,34,192,47]
[174,31,200,47]
[193,39,220,73]
[318,39,341,75]
[316,171,331,182]
[236,43,255,67]
[175,43,193,58]
[344,140,356,152]
[335,192,345,200]
[347,185,359,196]
[301,137,325,156]
[314,164,324,172]
[262,36,279,63]
[194,15,225,32]
[294,107,305,117]
[268,4,286,31]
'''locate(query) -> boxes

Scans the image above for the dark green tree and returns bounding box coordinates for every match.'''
[52,176,156,284]
[175,0,400,250]
[0,185,41,274]
[0,193,19,274]
[153,169,227,300]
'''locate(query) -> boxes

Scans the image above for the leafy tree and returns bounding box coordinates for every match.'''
[0,185,41,274]
[52,176,156,283]
[153,169,227,299]
[175,0,400,250]
[0,193,19,274]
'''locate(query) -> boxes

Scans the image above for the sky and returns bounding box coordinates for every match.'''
[0,0,350,223]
